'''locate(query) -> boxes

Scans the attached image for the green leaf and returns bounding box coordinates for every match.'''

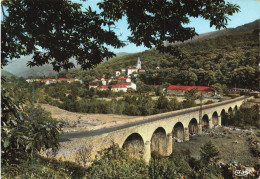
[4,138,10,148]
[22,135,30,140]
[25,143,33,151]
[11,119,17,126]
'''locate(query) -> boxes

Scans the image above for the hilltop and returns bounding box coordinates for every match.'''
[178,19,260,43]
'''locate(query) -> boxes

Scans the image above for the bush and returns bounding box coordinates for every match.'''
[86,143,148,179]
[149,152,194,179]
[2,156,86,179]
[200,141,219,166]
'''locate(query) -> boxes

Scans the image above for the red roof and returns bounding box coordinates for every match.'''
[114,70,119,72]
[97,77,103,80]
[139,68,145,70]
[118,77,127,80]
[111,83,131,88]
[128,67,137,69]
[58,78,70,81]
[89,84,98,86]
[167,85,213,91]
[100,85,108,88]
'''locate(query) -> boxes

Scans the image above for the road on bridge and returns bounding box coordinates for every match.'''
[60,96,246,141]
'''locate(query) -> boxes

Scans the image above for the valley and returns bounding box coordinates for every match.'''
[2,6,259,177]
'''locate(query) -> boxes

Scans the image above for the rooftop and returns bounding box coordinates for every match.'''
[167,85,213,91]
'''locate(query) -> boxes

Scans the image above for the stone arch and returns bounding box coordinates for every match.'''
[122,133,144,158]
[201,114,209,129]
[188,118,198,135]
[150,127,167,156]
[212,111,219,126]
[172,122,185,141]
[221,109,227,126]
[234,105,238,111]
[228,107,232,114]
[221,109,226,117]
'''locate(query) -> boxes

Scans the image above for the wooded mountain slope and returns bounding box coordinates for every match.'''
[68,28,259,91]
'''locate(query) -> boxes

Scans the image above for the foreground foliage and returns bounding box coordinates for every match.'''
[1,82,60,165]
[2,156,85,179]
[3,142,259,178]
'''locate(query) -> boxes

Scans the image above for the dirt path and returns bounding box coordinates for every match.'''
[39,103,144,132]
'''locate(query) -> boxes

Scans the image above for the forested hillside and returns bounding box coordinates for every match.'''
[1,70,15,79]
[67,29,259,91]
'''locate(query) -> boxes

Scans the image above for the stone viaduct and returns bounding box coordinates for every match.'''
[104,96,251,163]
[60,96,252,163]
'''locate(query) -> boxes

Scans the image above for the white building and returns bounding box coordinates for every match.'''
[111,82,137,92]
[127,67,138,76]
[121,69,126,74]
[115,70,121,76]
[74,79,83,84]
[126,78,131,83]
[89,84,98,89]
[136,57,142,69]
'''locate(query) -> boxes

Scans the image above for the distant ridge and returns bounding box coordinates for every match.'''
[3,52,132,78]
[171,19,260,45]
[3,55,68,78]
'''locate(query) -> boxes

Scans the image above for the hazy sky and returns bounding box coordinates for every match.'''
[82,0,260,53]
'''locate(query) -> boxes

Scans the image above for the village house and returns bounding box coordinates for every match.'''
[99,85,109,91]
[26,79,40,83]
[111,82,136,92]
[97,77,104,81]
[138,68,145,73]
[118,77,127,82]
[26,78,81,85]
[89,84,99,89]
[121,69,126,74]
[39,78,56,85]
[94,77,111,85]
[166,85,214,96]
[118,77,131,83]
[127,67,138,76]
[104,78,112,85]
[74,78,83,84]
[57,78,74,83]
[115,70,121,76]
[90,82,137,92]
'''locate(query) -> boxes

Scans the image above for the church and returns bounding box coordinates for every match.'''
[127,57,145,76]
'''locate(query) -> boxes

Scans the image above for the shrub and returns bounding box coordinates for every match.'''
[200,141,219,166]
[86,143,148,179]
